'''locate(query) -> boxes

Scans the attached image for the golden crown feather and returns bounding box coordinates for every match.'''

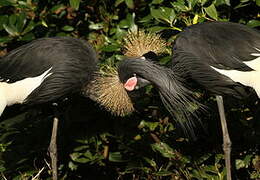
[86,30,167,116]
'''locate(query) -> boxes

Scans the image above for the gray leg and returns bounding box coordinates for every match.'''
[49,117,59,180]
[216,96,232,180]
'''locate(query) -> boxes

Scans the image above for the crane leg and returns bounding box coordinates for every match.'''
[216,96,232,180]
[49,104,59,180]
[49,117,58,180]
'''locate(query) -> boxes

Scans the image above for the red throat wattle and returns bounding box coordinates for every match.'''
[124,76,137,91]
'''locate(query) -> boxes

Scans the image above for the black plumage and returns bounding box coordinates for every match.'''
[171,21,260,98]
[0,37,99,179]
[117,57,201,136]
[170,21,260,180]
[0,36,98,113]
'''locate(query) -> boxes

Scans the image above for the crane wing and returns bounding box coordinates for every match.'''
[172,21,260,71]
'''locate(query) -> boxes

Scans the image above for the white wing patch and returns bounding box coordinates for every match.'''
[0,88,7,116]
[210,56,260,98]
[251,47,260,57]
[0,68,52,107]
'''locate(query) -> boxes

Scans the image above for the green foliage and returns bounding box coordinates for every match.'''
[0,0,260,179]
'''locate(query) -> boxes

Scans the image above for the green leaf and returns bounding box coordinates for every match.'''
[70,152,82,161]
[22,20,36,34]
[139,120,160,131]
[204,4,218,20]
[159,56,171,65]
[243,155,253,166]
[147,26,171,33]
[125,0,134,9]
[115,0,124,6]
[18,32,35,41]
[151,7,176,26]
[113,26,125,39]
[215,153,224,164]
[152,0,163,4]
[203,165,220,174]
[256,0,260,6]
[89,23,104,30]
[118,13,136,30]
[101,44,120,52]
[51,4,66,13]
[70,151,94,163]
[195,153,212,164]
[56,32,69,36]
[139,14,153,23]
[247,20,260,28]
[16,13,27,33]
[234,1,251,9]
[119,19,131,28]
[17,0,30,8]
[188,0,199,9]
[151,142,177,159]
[235,155,252,169]
[69,0,80,10]
[0,15,8,30]
[68,161,78,171]
[109,152,128,162]
[0,0,15,6]
[73,145,88,151]
[3,24,18,36]
[75,157,90,163]
[0,163,6,173]
[143,157,157,167]
[62,25,74,31]
[225,0,231,5]
[201,0,209,6]
[236,159,245,169]
[83,151,93,159]
[0,142,12,152]
[171,0,188,12]
[129,13,138,31]
[0,36,13,43]
[153,170,173,176]
[9,14,17,26]
[215,0,230,6]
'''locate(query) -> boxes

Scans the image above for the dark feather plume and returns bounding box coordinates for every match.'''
[118,58,203,137]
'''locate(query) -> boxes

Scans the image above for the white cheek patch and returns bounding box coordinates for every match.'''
[124,76,137,91]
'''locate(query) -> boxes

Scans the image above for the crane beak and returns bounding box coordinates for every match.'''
[135,77,151,90]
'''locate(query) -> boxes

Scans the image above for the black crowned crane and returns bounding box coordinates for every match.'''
[171,21,260,180]
[89,23,260,180]
[0,36,98,179]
